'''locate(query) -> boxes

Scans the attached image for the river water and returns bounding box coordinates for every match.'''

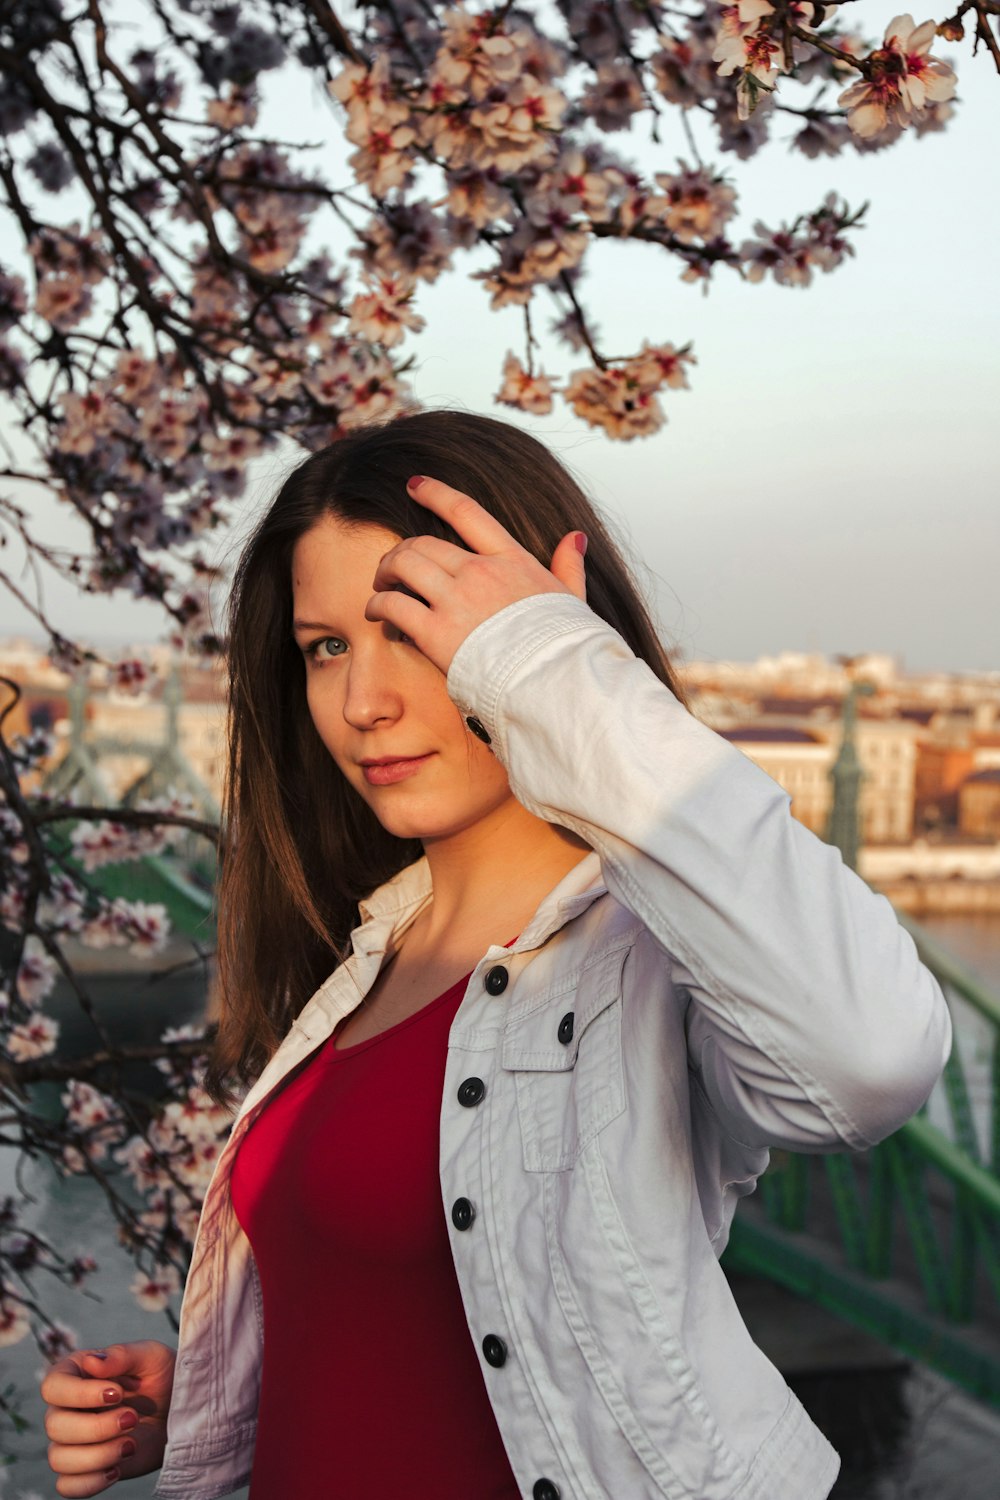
[3,913,999,1498]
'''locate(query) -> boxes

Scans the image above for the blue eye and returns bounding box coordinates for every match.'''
[306,637,347,663]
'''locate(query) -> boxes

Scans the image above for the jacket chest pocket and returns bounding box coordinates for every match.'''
[500,945,628,1172]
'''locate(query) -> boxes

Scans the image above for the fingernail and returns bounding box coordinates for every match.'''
[575,532,588,555]
[104,1468,120,1485]
[102,1387,120,1404]
[89,1349,109,1359]
[120,1438,136,1458]
[117,1408,138,1432]
[406,475,427,490]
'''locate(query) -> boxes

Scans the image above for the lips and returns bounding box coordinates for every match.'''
[360,753,434,786]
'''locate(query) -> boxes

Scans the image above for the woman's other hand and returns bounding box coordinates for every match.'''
[366,475,588,677]
[41,1340,176,1496]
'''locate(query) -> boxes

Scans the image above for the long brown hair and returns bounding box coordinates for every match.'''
[205,409,688,1105]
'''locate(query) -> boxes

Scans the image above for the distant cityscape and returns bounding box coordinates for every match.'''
[2,638,999,915]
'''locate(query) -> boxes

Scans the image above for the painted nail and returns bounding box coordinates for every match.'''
[406,475,427,490]
[102,1387,120,1404]
[89,1350,109,1359]
[104,1469,120,1485]
[575,532,588,555]
[117,1408,138,1432]
[120,1438,136,1459]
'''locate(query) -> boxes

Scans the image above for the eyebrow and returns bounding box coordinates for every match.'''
[292,620,340,634]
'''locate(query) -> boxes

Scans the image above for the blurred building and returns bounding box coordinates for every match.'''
[959,769,1000,838]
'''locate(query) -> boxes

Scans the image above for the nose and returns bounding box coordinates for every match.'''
[341,631,404,731]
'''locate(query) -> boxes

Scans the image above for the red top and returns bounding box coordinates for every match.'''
[230,968,521,1500]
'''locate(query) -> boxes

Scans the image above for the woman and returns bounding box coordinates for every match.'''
[41,410,951,1499]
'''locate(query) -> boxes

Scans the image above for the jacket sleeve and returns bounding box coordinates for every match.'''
[447,593,952,1153]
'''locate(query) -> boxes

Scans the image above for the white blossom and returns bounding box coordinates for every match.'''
[130,1264,181,1311]
[6,1015,59,1061]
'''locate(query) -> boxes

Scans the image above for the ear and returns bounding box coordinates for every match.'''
[549,532,588,602]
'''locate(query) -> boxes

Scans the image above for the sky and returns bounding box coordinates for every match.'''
[1,2,997,674]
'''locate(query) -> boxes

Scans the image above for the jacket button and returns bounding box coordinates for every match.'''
[533,1482,560,1500]
[482,1334,507,1368]
[465,715,491,745]
[457,1076,486,1107]
[451,1197,475,1230]
[557,1011,575,1045]
[484,965,509,995]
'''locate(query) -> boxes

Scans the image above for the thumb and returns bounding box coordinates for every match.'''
[550,531,588,602]
[80,1343,137,1387]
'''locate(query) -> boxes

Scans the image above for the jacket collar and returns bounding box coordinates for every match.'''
[231,849,612,1129]
[280,849,607,1057]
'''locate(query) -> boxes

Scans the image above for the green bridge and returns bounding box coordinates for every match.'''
[721,919,1000,1408]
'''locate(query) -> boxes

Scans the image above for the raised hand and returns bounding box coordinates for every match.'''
[365,475,588,677]
[41,1340,176,1496]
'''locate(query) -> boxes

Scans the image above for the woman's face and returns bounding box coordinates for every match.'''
[291,515,516,844]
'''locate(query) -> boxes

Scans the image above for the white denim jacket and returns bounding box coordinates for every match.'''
[155,595,951,1500]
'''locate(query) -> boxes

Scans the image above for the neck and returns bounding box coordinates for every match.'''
[415,796,592,947]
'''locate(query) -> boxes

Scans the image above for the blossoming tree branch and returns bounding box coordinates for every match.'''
[0,0,995,1433]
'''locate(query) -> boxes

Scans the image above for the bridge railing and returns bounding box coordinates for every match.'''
[723,913,1000,1407]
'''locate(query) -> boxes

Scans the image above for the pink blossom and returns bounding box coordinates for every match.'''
[16,938,57,1007]
[1,885,27,931]
[532,150,612,224]
[649,36,716,108]
[38,873,86,933]
[119,899,171,955]
[130,1264,181,1311]
[564,366,665,440]
[111,658,153,696]
[206,85,258,131]
[430,12,526,101]
[68,1253,99,1286]
[740,221,815,285]
[838,14,956,139]
[495,353,555,415]
[445,168,514,230]
[348,275,425,347]
[651,164,738,244]
[115,1134,164,1191]
[34,276,94,330]
[70,797,194,870]
[629,342,697,394]
[201,427,264,471]
[349,122,419,197]
[39,1321,79,1363]
[62,1080,126,1161]
[466,77,568,172]
[55,388,118,456]
[363,201,454,285]
[792,118,854,157]
[580,63,646,133]
[6,1014,60,1061]
[0,1296,30,1347]
[713,0,789,117]
[564,0,630,63]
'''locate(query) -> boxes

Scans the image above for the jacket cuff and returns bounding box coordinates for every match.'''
[447,594,610,752]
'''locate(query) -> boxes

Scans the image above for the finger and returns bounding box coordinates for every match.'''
[49,1433,136,1476]
[41,1366,124,1410]
[372,545,453,604]
[46,1404,139,1445]
[406,476,515,557]
[386,534,468,575]
[54,1468,121,1498]
[364,587,428,642]
[548,531,588,602]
